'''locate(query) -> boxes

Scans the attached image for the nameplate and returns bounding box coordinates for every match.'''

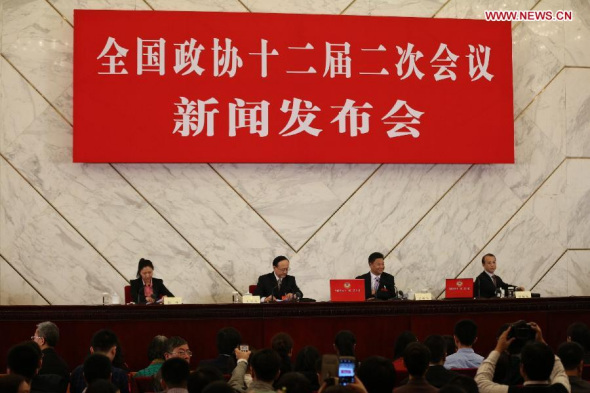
[164,297,182,304]
[242,295,261,303]
[415,292,432,300]
[515,291,531,298]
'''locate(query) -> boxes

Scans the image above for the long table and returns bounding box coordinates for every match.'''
[2,297,589,372]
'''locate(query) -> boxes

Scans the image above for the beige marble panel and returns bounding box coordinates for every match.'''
[0,256,49,305]
[345,0,446,17]
[213,163,378,250]
[524,68,566,154]
[0,157,129,304]
[242,0,351,14]
[565,69,590,157]
[565,0,590,66]
[2,0,72,104]
[48,0,151,25]
[435,0,537,20]
[1,58,50,150]
[147,0,247,12]
[566,159,590,248]
[512,9,564,117]
[533,250,590,297]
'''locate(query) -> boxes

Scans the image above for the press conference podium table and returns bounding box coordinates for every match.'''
[2,296,589,372]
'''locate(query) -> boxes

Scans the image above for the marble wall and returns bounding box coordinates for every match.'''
[1,0,588,305]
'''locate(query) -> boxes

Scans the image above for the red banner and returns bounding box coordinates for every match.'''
[73,11,513,163]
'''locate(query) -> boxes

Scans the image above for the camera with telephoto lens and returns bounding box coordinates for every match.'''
[507,320,536,342]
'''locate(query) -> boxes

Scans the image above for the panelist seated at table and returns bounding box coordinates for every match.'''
[254,255,303,303]
[473,253,524,298]
[130,258,174,304]
[356,252,396,300]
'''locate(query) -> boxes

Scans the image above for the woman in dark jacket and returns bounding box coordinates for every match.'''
[129,258,174,304]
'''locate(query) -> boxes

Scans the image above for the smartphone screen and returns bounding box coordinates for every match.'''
[239,344,249,351]
[338,356,355,385]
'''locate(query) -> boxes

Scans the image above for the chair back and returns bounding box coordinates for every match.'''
[124,285,131,303]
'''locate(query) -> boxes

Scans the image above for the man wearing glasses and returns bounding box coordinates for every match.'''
[31,321,69,380]
[254,256,303,303]
[154,336,192,392]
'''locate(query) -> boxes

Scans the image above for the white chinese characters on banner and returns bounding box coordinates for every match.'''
[174,39,205,76]
[173,97,218,137]
[382,100,424,138]
[97,37,129,75]
[174,97,424,139]
[229,99,270,137]
[96,37,494,81]
[138,38,165,75]
[330,100,373,137]
[279,98,322,137]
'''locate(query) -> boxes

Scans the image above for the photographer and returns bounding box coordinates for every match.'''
[475,322,570,393]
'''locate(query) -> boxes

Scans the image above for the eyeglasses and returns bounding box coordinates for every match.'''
[274,267,289,272]
[31,335,43,341]
[170,350,192,357]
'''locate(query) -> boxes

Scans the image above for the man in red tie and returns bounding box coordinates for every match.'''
[473,253,524,298]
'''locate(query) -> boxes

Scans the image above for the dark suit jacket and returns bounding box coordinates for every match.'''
[425,365,459,388]
[394,377,439,393]
[356,272,396,300]
[129,277,174,304]
[198,354,236,374]
[253,273,302,299]
[39,347,69,380]
[473,271,513,298]
[507,383,568,393]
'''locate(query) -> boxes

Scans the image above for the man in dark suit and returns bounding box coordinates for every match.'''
[394,343,438,393]
[31,321,69,381]
[199,327,241,374]
[424,335,459,388]
[356,252,396,300]
[254,256,302,302]
[473,253,524,298]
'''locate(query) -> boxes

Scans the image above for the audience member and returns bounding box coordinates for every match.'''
[161,357,190,393]
[475,322,570,393]
[201,381,235,393]
[272,332,294,386]
[294,346,321,391]
[276,372,313,393]
[7,341,66,393]
[423,335,459,387]
[83,354,112,385]
[393,331,418,372]
[70,329,129,393]
[249,348,281,393]
[394,343,437,393]
[154,336,192,392]
[0,374,30,393]
[492,323,528,386]
[86,379,120,393]
[567,323,590,364]
[444,320,484,370]
[334,331,356,357]
[444,335,457,356]
[31,321,69,380]
[357,356,395,393]
[444,375,479,393]
[228,347,252,392]
[557,341,590,393]
[135,335,167,377]
[187,366,224,393]
[199,327,241,374]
